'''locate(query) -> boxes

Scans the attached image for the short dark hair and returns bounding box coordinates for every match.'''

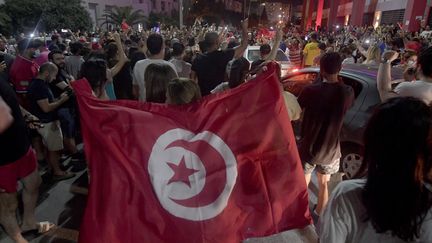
[70,41,84,55]
[418,47,432,77]
[48,49,63,61]
[32,39,44,49]
[147,33,164,55]
[204,32,219,47]
[57,43,67,53]
[318,43,327,51]
[227,57,250,89]
[198,40,208,53]
[260,44,271,55]
[17,38,39,53]
[104,42,118,60]
[188,37,195,47]
[320,52,342,75]
[310,33,318,40]
[227,40,239,49]
[172,42,185,57]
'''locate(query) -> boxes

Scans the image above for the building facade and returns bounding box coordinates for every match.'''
[298,0,432,32]
[81,0,179,28]
[263,2,291,24]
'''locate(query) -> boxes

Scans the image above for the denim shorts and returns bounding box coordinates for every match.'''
[58,107,75,138]
[303,159,340,175]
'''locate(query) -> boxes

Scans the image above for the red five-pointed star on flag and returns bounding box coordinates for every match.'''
[167,157,199,187]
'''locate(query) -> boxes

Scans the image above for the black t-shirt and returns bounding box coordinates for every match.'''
[50,69,70,98]
[298,81,354,165]
[250,59,265,74]
[130,51,146,70]
[191,49,235,96]
[28,78,57,123]
[107,60,133,100]
[0,80,30,165]
[50,69,74,109]
[0,52,14,84]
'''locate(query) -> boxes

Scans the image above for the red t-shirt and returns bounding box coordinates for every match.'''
[406,41,422,53]
[9,55,39,93]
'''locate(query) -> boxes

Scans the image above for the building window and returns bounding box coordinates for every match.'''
[161,1,166,11]
[105,5,113,12]
[380,9,405,25]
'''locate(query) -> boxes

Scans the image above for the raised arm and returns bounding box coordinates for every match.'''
[377,51,400,102]
[0,96,13,133]
[109,32,128,77]
[233,18,249,59]
[355,40,368,57]
[265,28,283,61]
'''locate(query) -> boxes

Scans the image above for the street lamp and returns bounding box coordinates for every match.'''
[179,0,183,28]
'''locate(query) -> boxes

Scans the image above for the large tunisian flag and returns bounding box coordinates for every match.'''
[73,65,311,243]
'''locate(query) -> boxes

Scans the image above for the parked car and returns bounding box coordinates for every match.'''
[281,64,404,179]
[244,46,299,77]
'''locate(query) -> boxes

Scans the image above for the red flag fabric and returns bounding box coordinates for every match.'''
[73,65,311,243]
[121,20,130,31]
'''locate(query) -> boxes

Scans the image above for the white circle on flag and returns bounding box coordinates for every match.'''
[148,128,237,221]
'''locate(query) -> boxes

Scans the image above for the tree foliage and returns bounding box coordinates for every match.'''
[0,0,92,35]
[148,11,179,28]
[102,6,147,27]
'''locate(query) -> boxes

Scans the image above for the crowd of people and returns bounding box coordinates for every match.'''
[0,16,432,243]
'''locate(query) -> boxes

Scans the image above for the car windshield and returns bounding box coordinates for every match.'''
[248,50,261,62]
[247,49,288,62]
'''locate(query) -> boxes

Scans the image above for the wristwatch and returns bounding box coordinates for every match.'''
[381,58,390,64]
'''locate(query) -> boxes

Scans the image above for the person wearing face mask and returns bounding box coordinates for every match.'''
[27,62,75,181]
[395,50,417,70]
[33,39,50,67]
[378,47,432,105]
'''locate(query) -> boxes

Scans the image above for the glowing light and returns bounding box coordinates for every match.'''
[336,25,340,29]
[30,33,35,38]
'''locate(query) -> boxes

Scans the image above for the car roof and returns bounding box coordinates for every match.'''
[247,45,284,51]
[247,46,261,50]
[287,64,404,82]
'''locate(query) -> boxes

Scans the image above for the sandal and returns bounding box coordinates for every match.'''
[21,221,56,236]
[52,172,76,181]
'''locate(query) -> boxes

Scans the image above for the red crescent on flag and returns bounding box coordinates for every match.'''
[165,139,228,208]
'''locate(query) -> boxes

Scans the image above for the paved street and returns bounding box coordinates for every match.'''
[0,157,88,243]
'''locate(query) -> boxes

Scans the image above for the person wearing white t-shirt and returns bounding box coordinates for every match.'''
[319,97,432,243]
[133,33,178,101]
[377,47,432,104]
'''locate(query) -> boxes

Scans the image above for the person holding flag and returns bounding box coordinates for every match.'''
[73,60,313,243]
